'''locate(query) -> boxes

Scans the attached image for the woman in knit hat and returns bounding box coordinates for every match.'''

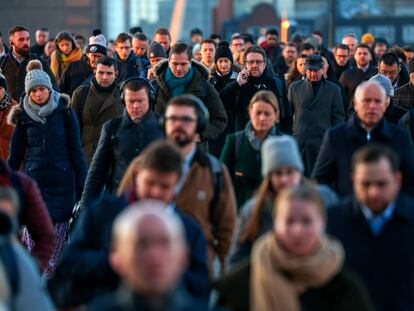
[208,41,240,157]
[8,60,87,278]
[50,31,82,82]
[228,135,337,265]
[220,90,283,209]
[217,185,373,311]
[0,70,18,160]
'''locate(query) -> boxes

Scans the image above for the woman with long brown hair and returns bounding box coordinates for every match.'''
[228,135,337,265]
[285,53,307,87]
[50,32,82,82]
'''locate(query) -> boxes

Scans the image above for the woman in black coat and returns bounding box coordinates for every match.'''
[8,60,87,277]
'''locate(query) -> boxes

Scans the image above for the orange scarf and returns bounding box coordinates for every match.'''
[50,47,82,80]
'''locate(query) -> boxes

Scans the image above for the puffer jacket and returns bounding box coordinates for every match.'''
[8,94,87,222]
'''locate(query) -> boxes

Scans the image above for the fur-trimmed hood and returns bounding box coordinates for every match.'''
[7,92,71,126]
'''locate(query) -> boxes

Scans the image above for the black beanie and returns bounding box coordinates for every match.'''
[0,70,7,90]
[214,41,233,64]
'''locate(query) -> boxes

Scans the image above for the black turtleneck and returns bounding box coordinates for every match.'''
[311,79,322,97]
[91,77,116,93]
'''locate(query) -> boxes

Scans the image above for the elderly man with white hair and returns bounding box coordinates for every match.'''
[312,80,414,197]
[87,200,216,310]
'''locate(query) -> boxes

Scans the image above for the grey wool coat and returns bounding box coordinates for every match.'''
[288,78,345,176]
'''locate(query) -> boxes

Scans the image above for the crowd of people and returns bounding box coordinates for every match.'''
[0,22,414,311]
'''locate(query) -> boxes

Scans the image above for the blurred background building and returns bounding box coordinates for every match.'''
[0,0,413,46]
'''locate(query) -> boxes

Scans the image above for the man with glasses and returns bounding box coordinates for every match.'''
[152,42,227,146]
[113,32,141,79]
[378,52,407,90]
[164,95,236,274]
[221,45,292,133]
[333,44,351,81]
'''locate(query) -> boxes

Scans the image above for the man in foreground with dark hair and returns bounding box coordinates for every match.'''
[327,144,414,311]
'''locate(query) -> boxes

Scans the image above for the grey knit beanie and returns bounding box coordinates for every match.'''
[261,135,304,177]
[369,74,394,97]
[25,61,53,94]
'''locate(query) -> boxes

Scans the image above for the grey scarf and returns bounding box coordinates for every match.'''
[23,91,60,124]
[246,121,277,151]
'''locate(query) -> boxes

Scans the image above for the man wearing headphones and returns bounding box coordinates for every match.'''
[79,77,164,207]
[71,56,124,165]
[164,95,236,274]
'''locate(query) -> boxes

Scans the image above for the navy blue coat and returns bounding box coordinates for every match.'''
[80,110,164,206]
[327,193,414,311]
[8,96,87,222]
[49,195,210,308]
[312,115,414,197]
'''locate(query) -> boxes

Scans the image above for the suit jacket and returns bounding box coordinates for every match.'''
[327,193,414,311]
[312,115,414,197]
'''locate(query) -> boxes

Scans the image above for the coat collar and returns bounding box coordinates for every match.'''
[350,192,414,221]
[345,114,392,141]
[119,109,154,129]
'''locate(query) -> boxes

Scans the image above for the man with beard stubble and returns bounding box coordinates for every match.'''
[0,25,55,101]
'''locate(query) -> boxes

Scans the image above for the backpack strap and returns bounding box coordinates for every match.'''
[75,85,90,134]
[205,154,224,221]
[234,131,244,163]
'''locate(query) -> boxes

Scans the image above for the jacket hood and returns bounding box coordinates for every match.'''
[7,93,71,126]
[153,59,210,81]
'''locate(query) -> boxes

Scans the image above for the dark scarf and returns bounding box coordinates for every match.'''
[311,79,323,98]
[91,77,116,93]
[165,67,194,97]
[249,75,268,90]
[0,92,12,111]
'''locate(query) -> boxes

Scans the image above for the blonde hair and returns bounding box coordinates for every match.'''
[248,90,279,115]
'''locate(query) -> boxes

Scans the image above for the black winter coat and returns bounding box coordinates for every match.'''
[216,258,374,311]
[80,110,164,206]
[59,56,93,96]
[0,51,57,101]
[50,195,210,308]
[8,95,87,222]
[312,115,414,197]
[220,73,292,133]
[327,193,414,311]
[339,65,377,105]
